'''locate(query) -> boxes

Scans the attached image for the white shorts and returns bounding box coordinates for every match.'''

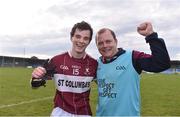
[50,107,91,117]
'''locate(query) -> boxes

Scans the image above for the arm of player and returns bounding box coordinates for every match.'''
[132,22,170,73]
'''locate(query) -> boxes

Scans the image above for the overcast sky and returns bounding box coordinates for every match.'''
[0,0,179,60]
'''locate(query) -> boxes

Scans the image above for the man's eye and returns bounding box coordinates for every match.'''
[84,37,89,41]
[106,40,111,44]
[98,42,103,46]
[75,35,81,38]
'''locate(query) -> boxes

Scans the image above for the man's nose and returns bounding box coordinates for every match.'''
[103,42,108,47]
[79,38,84,43]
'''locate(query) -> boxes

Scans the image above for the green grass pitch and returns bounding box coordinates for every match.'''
[0,67,180,116]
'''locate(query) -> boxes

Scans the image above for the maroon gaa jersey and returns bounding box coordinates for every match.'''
[48,52,97,115]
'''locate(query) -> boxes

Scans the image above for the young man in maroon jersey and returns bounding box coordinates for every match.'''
[31,21,97,116]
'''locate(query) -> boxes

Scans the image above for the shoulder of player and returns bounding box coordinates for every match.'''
[86,54,98,64]
[51,51,68,61]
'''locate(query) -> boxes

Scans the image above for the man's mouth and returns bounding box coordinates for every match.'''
[76,43,84,48]
[102,48,111,53]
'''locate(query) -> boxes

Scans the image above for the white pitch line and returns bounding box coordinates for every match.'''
[0,96,53,109]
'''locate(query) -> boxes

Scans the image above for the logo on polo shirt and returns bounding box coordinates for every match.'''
[84,67,91,75]
[116,65,126,70]
[60,65,69,70]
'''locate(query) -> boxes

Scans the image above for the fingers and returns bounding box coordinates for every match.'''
[137,22,152,30]
[137,22,154,36]
[137,22,148,30]
[32,67,46,78]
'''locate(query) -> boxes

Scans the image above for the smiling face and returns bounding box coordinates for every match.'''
[96,29,118,59]
[71,28,91,58]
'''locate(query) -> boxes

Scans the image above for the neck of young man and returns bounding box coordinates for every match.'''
[70,50,86,59]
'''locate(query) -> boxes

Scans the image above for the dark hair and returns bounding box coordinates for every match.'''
[96,28,116,41]
[70,21,93,42]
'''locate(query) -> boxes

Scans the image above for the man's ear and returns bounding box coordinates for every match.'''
[115,38,118,47]
[88,40,91,44]
[115,38,118,43]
